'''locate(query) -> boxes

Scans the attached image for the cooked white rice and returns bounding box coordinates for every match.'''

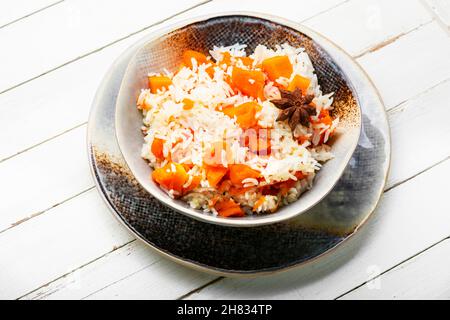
[137,43,338,215]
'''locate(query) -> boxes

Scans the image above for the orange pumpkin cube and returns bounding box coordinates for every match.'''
[151,138,165,160]
[288,74,311,93]
[262,56,293,81]
[148,76,172,93]
[205,165,228,188]
[222,101,261,129]
[231,67,265,99]
[152,162,188,194]
[215,198,244,217]
[183,50,208,68]
[229,164,260,185]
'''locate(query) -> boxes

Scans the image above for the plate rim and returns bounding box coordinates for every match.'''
[87,11,391,277]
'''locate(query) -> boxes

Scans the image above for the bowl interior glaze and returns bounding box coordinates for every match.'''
[115,14,361,227]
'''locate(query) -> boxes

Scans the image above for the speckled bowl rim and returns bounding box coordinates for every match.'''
[113,12,363,228]
[87,11,391,277]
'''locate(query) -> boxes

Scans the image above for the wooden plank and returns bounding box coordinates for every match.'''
[2,42,450,237]
[0,0,59,28]
[357,21,450,109]
[424,0,450,29]
[340,239,450,300]
[0,126,92,233]
[0,36,135,161]
[175,0,346,23]
[20,158,450,300]
[22,240,215,300]
[386,79,450,189]
[0,0,436,162]
[0,0,204,93]
[0,0,345,162]
[2,0,449,300]
[184,159,450,299]
[0,189,135,299]
[303,0,432,57]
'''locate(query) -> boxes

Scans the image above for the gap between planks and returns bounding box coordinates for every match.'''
[4,0,445,299]
[16,239,137,300]
[334,236,450,299]
[0,2,430,165]
[0,0,212,96]
[353,19,433,59]
[0,186,94,236]
[15,139,450,299]
[0,0,65,31]
[0,0,345,98]
[5,74,450,233]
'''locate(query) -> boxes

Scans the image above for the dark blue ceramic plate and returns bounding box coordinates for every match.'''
[87,13,390,276]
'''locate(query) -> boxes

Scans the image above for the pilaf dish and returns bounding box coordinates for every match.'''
[136,43,339,217]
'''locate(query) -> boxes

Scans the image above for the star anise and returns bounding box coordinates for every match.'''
[271,88,316,130]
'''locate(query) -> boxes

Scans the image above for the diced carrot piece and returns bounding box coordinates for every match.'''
[222,101,261,129]
[234,103,258,129]
[221,105,236,118]
[319,109,333,126]
[237,56,254,68]
[181,163,194,172]
[229,164,260,185]
[220,73,236,93]
[219,51,232,66]
[206,66,215,78]
[215,198,245,217]
[219,52,254,69]
[151,138,165,160]
[228,185,253,196]
[152,162,188,194]
[253,196,266,211]
[297,135,310,145]
[183,175,201,193]
[288,74,311,93]
[219,206,245,217]
[231,67,265,99]
[262,56,293,81]
[182,98,195,110]
[218,179,232,193]
[148,76,172,93]
[278,179,297,196]
[237,111,257,128]
[295,171,305,180]
[205,165,228,188]
[183,50,208,68]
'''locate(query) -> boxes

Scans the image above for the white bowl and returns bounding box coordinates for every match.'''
[115,12,361,227]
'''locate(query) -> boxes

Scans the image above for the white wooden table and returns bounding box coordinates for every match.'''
[1,0,449,300]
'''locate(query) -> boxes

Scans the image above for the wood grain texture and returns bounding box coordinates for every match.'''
[357,22,450,109]
[0,0,60,28]
[185,160,450,299]
[0,0,348,162]
[0,126,92,233]
[0,189,134,299]
[2,1,448,234]
[386,79,450,189]
[304,0,432,57]
[0,0,439,162]
[0,0,204,93]
[19,149,450,300]
[1,0,449,300]
[424,0,450,29]
[2,0,354,298]
[340,239,450,300]
[22,240,215,300]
